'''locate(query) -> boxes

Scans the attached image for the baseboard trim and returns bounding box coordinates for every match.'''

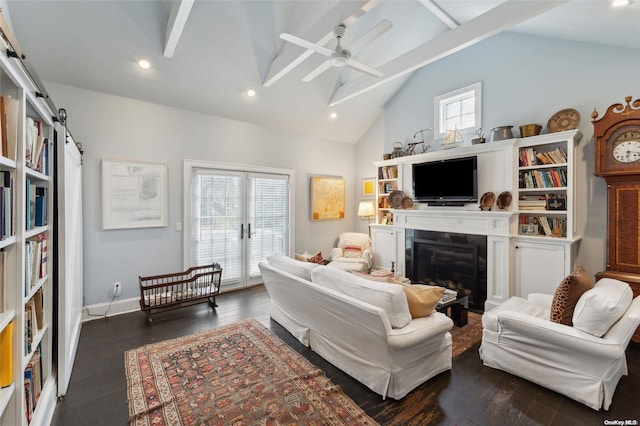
[82,297,140,322]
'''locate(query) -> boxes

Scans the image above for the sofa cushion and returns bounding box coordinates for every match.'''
[549,266,592,325]
[310,266,411,328]
[294,252,311,262]
[267,254,319,281]
[352,272,443,318]
[572,278,633,337]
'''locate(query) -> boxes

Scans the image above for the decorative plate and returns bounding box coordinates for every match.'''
[480,192,495,211]
[547,108,580,133]
[401,196,413,209]
[496,191,512,209]
[388,190,405,208]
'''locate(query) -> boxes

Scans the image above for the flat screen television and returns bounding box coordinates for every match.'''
[412,156,478,205]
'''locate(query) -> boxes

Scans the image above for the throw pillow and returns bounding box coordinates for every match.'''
[572,278,633,337]
[294,252,311,262]
[549,266,592,325]
[343,245,362,258]
[400,283,445,318]
[308,251,325,264]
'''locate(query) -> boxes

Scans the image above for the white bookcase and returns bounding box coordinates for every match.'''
[0,19,58,426]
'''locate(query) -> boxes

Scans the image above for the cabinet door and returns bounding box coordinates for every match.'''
[371,227,397,271]
[513,240,566,297]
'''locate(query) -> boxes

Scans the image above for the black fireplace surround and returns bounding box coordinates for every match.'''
[405,230,487,312]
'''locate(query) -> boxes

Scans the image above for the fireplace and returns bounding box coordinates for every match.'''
[405,230,487,312]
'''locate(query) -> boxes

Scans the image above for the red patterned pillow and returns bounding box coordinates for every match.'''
[343,245,362,258]
[550,266,592,325]
[308,251,325,264]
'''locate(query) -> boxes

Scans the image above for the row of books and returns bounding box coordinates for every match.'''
[24,347,43,423]
[378,166,398,180]
[24,288,44,355]
[519,168,567,189]
[518,194,567,211]
[519,146,567,167]
[1,170,14,240]
[520,215,567,237]
[25,236,47,295]
[26,179,47,230]
[25,117,50,175]
[0,95,19,161]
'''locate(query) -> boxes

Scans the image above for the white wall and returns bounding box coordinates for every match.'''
[44,83,357,304]
[356,32,640,280]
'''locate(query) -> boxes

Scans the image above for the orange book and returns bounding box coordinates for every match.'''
[0,320,13,387]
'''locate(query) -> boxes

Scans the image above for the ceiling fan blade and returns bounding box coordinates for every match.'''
[280,33,333,57]
[346,59,384,77]
[349,19,392,50]
[302,60,333,82]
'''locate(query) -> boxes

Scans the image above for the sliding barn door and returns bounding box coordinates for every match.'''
[55,124,84,397]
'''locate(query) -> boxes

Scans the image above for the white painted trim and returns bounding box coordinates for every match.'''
[82,297,140,322]
[164,0,195,58]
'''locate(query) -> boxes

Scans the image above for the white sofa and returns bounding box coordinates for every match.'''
[480,278,640,410]
[259,254,454,399]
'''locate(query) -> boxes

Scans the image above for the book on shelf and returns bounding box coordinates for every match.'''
[25,236,46,292]
[0,320,13,387]
[1,96,19,161]
[35,187,47,226]
[24,346,43,423]
[0,250,5,312]
[0,170,13,240]
[0,95,6,158]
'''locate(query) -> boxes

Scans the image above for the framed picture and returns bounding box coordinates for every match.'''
[102,159,168,230]
[362,178,375,197]
[519,224,538,235]
[310,176,345,221]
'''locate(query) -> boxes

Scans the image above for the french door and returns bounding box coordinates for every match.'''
[184,160,293,290]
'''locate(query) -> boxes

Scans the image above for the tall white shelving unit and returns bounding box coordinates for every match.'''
[0,12,69,426]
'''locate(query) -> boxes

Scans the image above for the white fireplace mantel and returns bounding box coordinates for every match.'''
[391,208,515,312]
[392,209,515,237]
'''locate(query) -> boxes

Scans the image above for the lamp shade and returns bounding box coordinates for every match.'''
[357,201,375,217]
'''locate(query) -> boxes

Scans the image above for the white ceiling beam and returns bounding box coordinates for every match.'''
[418,0,459,29]
[163,0,195,58]
[263,0,380,88]
[329,0,568,107]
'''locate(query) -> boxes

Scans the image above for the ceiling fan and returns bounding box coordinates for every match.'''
[280,19,392,82]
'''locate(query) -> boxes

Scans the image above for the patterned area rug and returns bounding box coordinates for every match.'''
[125,318,379,426]
[450,311,483,359]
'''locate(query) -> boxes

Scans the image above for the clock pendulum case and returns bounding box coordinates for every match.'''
[592,95,640,342]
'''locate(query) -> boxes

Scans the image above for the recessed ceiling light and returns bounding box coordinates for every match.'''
[137,59,151,70]
[612,0,631,6]
[330,112,338,119]
[246,89,256,97]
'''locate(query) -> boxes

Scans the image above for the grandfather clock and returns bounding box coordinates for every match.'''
[592,95,640,342]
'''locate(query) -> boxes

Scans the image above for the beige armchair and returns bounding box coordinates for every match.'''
[327,232,373,273]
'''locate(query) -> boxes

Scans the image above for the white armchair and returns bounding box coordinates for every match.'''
[327,232,373,273]
[479,278,640,411]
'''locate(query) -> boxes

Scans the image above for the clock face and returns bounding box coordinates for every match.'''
[613,138,640,163]
[596,124,640,175]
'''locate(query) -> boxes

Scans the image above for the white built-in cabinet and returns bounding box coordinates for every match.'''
[370,225,398,271]
[372,130,583,310]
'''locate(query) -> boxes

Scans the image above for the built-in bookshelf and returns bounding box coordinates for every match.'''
[374,162,400,225]
[0,24,56,426]
[516,130,582,240]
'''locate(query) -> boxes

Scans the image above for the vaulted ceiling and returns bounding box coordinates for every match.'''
[6,0,640,144]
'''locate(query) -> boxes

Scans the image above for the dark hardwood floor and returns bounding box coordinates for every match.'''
[52,285,640,426]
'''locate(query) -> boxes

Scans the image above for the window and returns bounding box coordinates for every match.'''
[434,82,482,140]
